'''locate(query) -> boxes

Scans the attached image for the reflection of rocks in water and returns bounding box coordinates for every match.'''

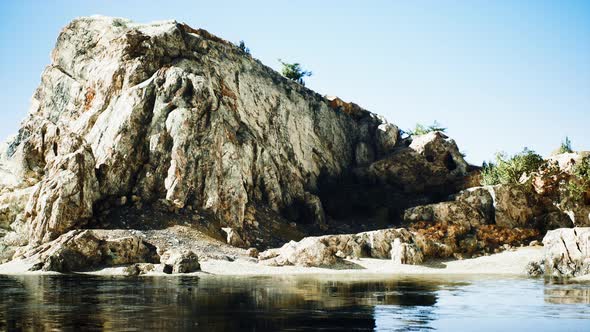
[0,275,442,331]
[545,284,590,304]
[374,305,438,332]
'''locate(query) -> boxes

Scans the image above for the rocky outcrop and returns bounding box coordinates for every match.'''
[2,15,585,273]
[366,131,468,194]
[258,228,420,267]
[404,178,580,236]
[26,229,159,272]
[257,223,535,267]
[160,249,200,273]
[543,228,590,278]
[0,16,426,255]
[391,238,424,264]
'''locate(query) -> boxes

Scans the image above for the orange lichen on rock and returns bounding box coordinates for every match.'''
[84,87,95,111]
[325,95,366,118]
[476,225,539,248]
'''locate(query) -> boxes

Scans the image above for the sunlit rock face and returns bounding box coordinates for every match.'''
[0,15,473,255]
[543,227,590,278]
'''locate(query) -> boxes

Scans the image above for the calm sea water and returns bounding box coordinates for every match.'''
[0,274,589,331]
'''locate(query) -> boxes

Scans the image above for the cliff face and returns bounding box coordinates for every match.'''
[0,16,470,257]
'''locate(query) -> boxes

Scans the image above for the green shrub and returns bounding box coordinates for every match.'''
[406,121,447,136]
[480,148,544,186]
[566,156,590,200]
[558,136,573,154]
[278,59,312,85]
[236,40,250,55]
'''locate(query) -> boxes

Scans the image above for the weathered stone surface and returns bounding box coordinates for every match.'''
[404,184,544,230]
[23,135,99,244]
[0,16,416,251]
[0,187,33,229]
[490,185,536,228]
[543,228,590,278]
[246,247,259,258]
[161,249,200,273]
[28,229,159,272]
[525,260,544,277]
[259,237,338,267]
[124,262,156,276]
[259,228,428,267]
[391,238,424,264]
[221,227,246,247]
[454,187,495,222]
[403,201,487,229]
[367,131,468,194]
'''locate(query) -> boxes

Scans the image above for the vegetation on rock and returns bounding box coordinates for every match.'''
[558,136,573,154]
[406,121,447,136]
[481,148,544,186]
[236,40,250,55]
[566,156,590,201]
[278,59,312,85]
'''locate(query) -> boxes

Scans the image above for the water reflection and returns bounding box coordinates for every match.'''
[0,275,441,331]
[0,274,589,331]
[544,280,590,304]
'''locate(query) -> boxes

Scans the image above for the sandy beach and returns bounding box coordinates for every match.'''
[0,246,544,277]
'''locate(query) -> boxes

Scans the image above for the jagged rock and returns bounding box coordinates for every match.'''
[403,201,487,229]
[539,211,574,231]
[404,184,541,229]
[0,16,420,251]
[454,187,495,222]
[375,121,400,156]
[246,247,259,258]
[390,238,423,264]
[259,237,339,267]
[543,228,590,278]
[29,229,159,272]
[525,260,544,277]
[161,249,200,273]
[547,152,590,173]
[367,131,468,194]
[0,187,33,229]
[259,228,427,267]
[490,185,536,228]
[221,227,246,247]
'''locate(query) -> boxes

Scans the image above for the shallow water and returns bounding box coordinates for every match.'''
[0,274,589,331]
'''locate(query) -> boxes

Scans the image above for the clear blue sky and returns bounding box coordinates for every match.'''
[1,0,588,164]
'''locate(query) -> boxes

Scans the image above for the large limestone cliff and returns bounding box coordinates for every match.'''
[0,16,469,258]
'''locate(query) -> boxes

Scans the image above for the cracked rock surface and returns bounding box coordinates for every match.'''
[0,15,471,264]
[543,227,590,277]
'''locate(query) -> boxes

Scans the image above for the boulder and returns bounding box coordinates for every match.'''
[367,131,468,194]
[454,187,495,222]
[391,238,424,264]
[543,228,590,278]
[30,229,159,272]
[221,227,246,247]
[404,201,487,229]
[490,185,536,228]
[161,249,200,273]
[259,237,338,267]
[259,228,424,267]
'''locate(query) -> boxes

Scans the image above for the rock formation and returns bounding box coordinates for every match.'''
[543,228,590,278]
[0,16,588,276]
[0,16,469,259]
[28,229,159,272]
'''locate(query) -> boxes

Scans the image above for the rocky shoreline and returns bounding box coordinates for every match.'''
[1,16,589,281]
